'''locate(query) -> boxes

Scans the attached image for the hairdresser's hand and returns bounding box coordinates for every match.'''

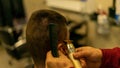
[46,50,74,68]
[73,46,102,68]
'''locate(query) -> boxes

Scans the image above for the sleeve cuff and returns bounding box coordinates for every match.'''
[100,49,113,68]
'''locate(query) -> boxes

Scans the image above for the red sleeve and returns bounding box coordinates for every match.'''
[100,47,120,68]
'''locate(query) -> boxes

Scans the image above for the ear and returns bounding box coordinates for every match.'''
[57,43,68,55]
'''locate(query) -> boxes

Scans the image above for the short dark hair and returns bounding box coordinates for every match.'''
[26,9,68,66]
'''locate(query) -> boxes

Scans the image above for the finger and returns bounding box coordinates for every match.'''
[75,46,89,52]
[75,47,83,52]
[80,58,87,68]
[73,50,89,59]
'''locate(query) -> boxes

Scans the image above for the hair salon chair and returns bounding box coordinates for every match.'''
[68,20,88,48]
[0,29,31,65]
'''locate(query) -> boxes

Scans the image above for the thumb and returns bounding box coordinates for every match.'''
[73,49,89,59]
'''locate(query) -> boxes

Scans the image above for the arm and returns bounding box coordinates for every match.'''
[100,47,120,68]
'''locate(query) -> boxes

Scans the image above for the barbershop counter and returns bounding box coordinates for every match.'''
[87,21,120,49]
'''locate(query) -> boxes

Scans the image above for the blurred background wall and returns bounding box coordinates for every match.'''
[23,0,112,19]
[1,0,120,68]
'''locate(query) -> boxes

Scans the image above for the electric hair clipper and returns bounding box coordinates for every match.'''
[65,40,82,68]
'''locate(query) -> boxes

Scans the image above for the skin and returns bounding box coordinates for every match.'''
[45,44,74,68]
[73,46,102,68]
[46,46,102,68]
[45,24,102,68]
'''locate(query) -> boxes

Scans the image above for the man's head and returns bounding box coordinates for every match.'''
[26,9,68,67]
